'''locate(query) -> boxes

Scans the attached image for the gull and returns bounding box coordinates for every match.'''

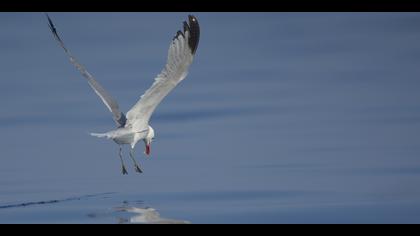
[46,14,200,174]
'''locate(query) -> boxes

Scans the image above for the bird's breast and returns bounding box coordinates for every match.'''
[112,133,135,145]
[109,128,136,145]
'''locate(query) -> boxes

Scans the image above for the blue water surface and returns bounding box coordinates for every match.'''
[1,12,420,223]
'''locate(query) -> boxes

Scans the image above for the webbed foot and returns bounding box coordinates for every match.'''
[122,166,128,175]
[135,165,143,173]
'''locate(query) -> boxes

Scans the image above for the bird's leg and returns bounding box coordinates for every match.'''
[129,148,143,173]
[119,146,128,175]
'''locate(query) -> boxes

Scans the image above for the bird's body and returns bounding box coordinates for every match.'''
[91,125,153,148]
[47,14,200,174]
[92,128,141,146]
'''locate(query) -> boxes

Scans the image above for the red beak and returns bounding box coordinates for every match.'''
[145,143,151,156]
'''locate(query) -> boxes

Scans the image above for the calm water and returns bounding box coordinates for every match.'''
[1,13,420,223]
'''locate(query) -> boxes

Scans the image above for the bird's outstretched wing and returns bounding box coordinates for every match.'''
[125,15,200,131]
[46,14,127,127]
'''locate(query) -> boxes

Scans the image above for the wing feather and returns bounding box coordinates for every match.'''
[46,14,127,127]
[125,15,200,131]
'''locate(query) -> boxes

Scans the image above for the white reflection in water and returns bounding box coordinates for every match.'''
[115,206,190,224]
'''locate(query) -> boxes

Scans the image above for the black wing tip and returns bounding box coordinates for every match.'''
[173,30,184,41]
[46,13,55,29]
[46,14,54,30]
[45,13,51,21]
[46,13,60,38]
[185,15,200,55]
[188,15,198,23]
[45,14,69,53]
[183,21,190,34]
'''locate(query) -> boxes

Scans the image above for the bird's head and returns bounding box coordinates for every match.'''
[144,126,155,156]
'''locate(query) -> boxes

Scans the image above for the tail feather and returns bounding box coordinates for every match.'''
[90,132,110,139]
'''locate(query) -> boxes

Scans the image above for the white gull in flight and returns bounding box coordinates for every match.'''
[47,14,200,174]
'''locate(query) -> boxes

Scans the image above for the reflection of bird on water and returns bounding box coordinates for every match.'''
[115,206,190,224]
